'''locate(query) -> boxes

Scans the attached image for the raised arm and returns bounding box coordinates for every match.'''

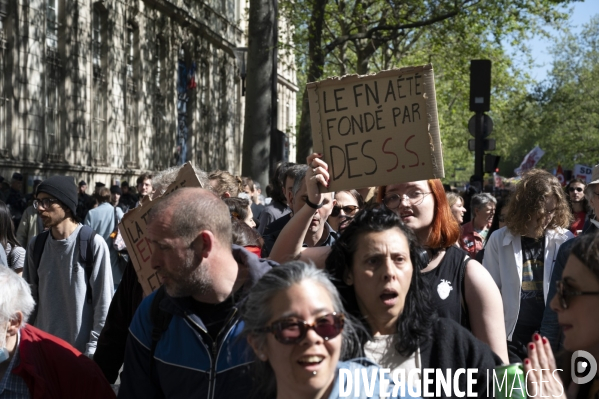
[464,258,509,364]
[269,153,332,268]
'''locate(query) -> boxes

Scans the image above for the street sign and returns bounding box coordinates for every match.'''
[468,138,495,151]
[468,114,493,138]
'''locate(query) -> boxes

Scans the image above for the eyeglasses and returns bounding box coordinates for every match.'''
[256,312,345,345]
[331,205,359,217]
[568,187,584,193]
[33,198,60,210]
[383,192,432,209]
[555,279,599,309]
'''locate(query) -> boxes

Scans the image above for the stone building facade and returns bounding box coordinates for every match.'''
[0,0,297,193]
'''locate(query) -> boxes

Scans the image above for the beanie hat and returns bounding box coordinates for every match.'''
[110,185,122,195]
[36,176,78,216]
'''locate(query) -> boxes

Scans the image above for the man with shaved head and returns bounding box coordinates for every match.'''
[118,188,275,398]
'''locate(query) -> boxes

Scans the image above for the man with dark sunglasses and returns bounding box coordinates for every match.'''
[566,178,589,236]
[118,188,277,398]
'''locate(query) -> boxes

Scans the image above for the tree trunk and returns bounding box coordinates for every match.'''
[243,0,276,188]
[296,0,327,163]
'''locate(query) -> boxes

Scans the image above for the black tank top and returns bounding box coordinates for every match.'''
[421,245,470,329]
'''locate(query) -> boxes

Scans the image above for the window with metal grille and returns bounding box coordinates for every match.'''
[0,27,7,158]
[124,23,137,166]
[92,8,107,163]
[45,0,60,161]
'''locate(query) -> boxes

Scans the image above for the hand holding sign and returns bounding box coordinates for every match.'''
[307,65,444,192]
[306,153,330,205]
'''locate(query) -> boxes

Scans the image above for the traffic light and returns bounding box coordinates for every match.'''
[485,154,500,174]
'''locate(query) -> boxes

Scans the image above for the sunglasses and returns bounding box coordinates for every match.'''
[556,279,599,309]
[256,312,345,345]
[568,187,583,193]
[331,205,359,217]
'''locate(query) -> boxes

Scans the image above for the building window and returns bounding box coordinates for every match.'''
[45,0,61,161]
[92,8,107,163]
[155,37,161,92]
[124,23,138,167]
[0,23,7,157]
[153,36,165,166]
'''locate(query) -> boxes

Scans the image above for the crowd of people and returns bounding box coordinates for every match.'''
[0,157,598,399]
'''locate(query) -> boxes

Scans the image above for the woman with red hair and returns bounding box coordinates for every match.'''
[270,154,509,363]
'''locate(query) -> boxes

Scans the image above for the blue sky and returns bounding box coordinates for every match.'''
[524,0,599,82]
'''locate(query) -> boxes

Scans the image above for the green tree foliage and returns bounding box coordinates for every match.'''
[499,15,599,174]
[280,0,578,167]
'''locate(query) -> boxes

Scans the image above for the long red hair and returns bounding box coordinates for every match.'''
[377,179,460,248]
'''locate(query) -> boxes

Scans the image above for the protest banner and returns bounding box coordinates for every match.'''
[118,162,203,296]
[307,65,444,192]
[574,164,592,183]
[514,146,545,176]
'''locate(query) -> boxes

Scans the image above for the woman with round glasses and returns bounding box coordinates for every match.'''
[327,190,364,233]
[241,261,417,399]
[524,232,599,399]
[269,154,509,363]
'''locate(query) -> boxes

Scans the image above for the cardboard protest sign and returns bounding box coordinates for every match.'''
[118,162,203,296]
[307,65,444,192]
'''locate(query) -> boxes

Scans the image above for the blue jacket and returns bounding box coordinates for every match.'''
[118,246,276,399]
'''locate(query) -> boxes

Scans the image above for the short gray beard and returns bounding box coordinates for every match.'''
[165,251,213,298]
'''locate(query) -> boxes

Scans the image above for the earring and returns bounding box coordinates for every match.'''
[258,354,267,361]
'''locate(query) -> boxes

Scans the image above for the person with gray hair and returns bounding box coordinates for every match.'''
[0,267,115,398]
[117,187,276,398]
[242,261,417,399]
[262,164,336,258]
[459,193,497,257]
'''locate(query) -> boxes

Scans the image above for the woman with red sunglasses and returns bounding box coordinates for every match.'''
[241,261,419,399]
[524,232,599,399]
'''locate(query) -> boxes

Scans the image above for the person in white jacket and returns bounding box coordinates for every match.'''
[483,168,574,362]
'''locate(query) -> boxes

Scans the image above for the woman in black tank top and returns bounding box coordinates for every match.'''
[269,153,509,363]
[377,180,508,363]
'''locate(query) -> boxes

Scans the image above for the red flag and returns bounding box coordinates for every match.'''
[556,163,565,186]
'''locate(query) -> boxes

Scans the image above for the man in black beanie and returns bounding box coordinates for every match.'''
[22,175,114,358]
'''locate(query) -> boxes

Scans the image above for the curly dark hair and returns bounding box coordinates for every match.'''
[325,204,434,357]
[505,169,573,237]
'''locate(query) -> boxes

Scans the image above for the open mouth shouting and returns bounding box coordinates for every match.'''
[380,288,399,306]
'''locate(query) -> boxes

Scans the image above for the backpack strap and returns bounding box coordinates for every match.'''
[113,207,119,234]
[149,286,173,382]
[32,230,51,290]
[77,226,96,305]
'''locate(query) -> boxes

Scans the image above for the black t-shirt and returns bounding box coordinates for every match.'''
[189,294,238,341]
[513,235,545,345]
